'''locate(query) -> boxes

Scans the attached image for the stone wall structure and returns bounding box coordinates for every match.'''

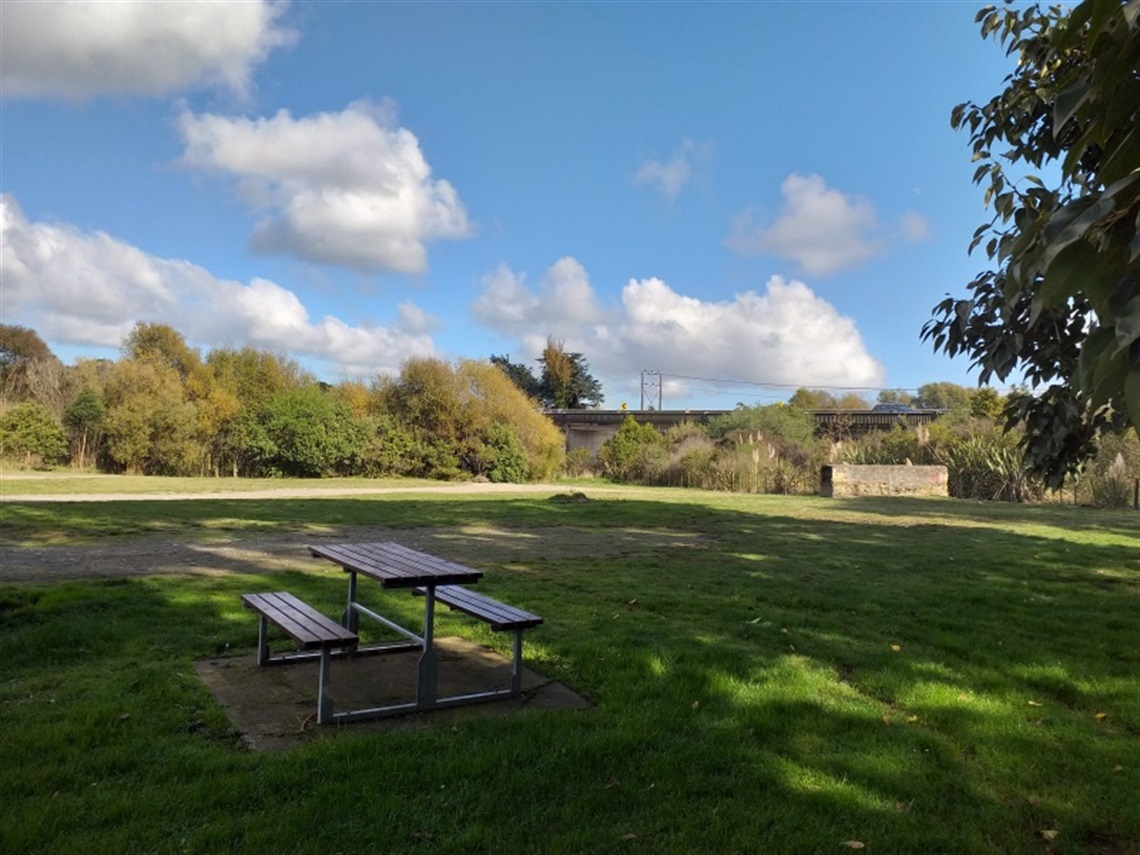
[820,464,948,498]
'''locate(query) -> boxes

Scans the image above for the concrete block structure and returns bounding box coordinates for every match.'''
[820,464,948,498]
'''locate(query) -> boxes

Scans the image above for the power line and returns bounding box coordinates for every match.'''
[664,373,901,392]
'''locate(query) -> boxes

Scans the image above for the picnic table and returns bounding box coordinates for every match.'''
[308,541,484,718]
[242,541,538,724]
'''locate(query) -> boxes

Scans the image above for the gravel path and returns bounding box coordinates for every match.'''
[0,481,588,503]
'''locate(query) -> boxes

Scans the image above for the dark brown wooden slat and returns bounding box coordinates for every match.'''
[242,592,358,649]
[309,542,483,587]
[353,543,437,582]
[433,586,521,623]
[314,543,412,579]
[362,542,480,581]
[414,585,543,631]
[261,593,322,645]
[245,593,318,646]
[272,593,352,644]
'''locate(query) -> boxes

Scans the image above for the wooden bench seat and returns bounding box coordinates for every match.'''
[416,584,544,631]
[242,591,358,723]
[414,585,542,696]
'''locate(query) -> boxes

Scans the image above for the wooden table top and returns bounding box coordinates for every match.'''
[308,542,484,589]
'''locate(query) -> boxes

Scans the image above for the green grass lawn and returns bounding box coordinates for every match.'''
[1,487,1137,854]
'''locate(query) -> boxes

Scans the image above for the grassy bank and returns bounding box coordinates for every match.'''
[1,489,1137,853]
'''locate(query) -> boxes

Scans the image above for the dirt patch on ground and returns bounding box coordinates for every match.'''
[0,524,701,584]
[197,636,590,751]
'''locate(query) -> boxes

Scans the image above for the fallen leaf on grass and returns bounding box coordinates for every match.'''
[604,777,621,789]
[881,714,891,726]
[1040,829,1059,842]
[895,800,912,812]
[1094,712,1108,720]
[1113,765,1125,773]
[890,644,901,652]
[691,700,701,711]
[1027,701,1042,707]
[622,833,638,841]
[842,842,865,849]
[906,715,918,723]
[627,598,639,609]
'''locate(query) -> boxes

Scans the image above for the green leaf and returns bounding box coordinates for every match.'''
[1080,326,1131,411]
[1053,80,1090,136]
[1094,127,1140,190]
[1115,296,1140,358]
[1041,196,1115,271]
[1038,240,1100,313]
[1078,326,1115,401]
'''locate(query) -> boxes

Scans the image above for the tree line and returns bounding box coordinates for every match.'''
[0,323,572,482]
[2,319,1135,505]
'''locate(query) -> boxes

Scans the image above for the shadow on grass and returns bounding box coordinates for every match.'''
[1,494,1137,854]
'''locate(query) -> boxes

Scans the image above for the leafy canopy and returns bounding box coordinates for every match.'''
[923,0,1140,488]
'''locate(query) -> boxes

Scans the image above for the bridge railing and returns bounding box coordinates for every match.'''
[546,408,947,435]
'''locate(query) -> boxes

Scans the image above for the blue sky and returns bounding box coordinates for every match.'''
[1,1,1021,409]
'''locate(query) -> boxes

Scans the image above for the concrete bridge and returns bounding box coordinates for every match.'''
[546,408,945,454]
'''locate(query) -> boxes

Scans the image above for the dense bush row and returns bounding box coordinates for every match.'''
[590,406,1139,508]
[0,324,564,482]
[2,322,1135,505]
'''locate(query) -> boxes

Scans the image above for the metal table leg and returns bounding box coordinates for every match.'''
[316,646,333,724]
[417,585,438,707]
[344,571,359,632]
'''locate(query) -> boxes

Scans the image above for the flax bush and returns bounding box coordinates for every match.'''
[842,415,1043,502]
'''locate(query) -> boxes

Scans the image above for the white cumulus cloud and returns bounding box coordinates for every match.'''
[177,101,472,273]
[472,257,605,340]
[632,139,715,201]
[471,256,884,405]
[727,173,883,277]
[0,194,435,376]
[0,0,294,100]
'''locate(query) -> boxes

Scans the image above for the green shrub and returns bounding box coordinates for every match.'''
[935,424,1040,502]
[0,402,68,465]
[478,423,530,483]
[598,416,664,481]
[708,403,816,445]
[661,434,718,489]
[251,386,367,477]
[842,426,927,465]
[359,415,418,477]
[700,405,824,494]
[562,447,596,477]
